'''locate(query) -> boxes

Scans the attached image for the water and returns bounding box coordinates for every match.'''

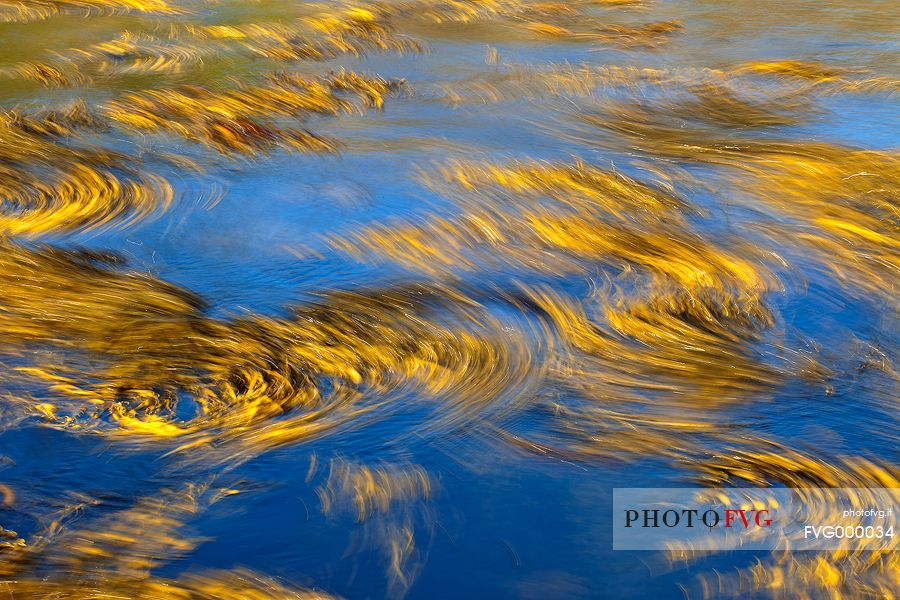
[0,1,897,598]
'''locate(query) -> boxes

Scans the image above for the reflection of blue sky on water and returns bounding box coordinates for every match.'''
[0,0,897,598]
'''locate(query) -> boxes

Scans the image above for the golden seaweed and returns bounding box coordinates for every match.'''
[0,0,896,598]
[103,70,403,154]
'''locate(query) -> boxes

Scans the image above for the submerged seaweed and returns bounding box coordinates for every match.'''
[0,0,896,598]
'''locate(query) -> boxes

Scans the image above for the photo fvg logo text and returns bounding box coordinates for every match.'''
[613,488,897,551]
[624,505,773,530]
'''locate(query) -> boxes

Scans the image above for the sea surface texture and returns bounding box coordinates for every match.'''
[0,0,897,598]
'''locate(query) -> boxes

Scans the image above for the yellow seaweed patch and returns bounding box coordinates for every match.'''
[0,106,175,236]
[0,61,86,88]
[495,281,824,464]
[0,526,25,554]
[698,443,899,489]
[711,59,899,94]
[437,63,726,104]
[437,57,895,111]
[177,9,423,63]
[318,459,432,522]
[694,552,899,600]
[690,445,899,599]
[0,242,207,364]
[576,104,900,301]
[332,160,775,303]
[670,82,807,127]
[174,7,423,62]
[8,10,421,91]
[67,31,211,76]
[0,0,179,23]
[736,59,847,81]
[297,5,424,59]
[429,159,692,219]
[326,158,801,413]
[0,162,173,237]
[585,19,682,46]
[526,282,778,407]
[316,459,434,596]
[329,159,712,276]
[322,159,842,473]
[293,0,677,49]
[527,214,772,292]
[1,245,537,465]
[0,484,338,598]
[103,70,404,154]
[416,0,628,24]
